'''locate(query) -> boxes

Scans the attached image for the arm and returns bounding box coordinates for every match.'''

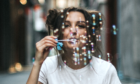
[26,36,57,84]
[26,61,42,84]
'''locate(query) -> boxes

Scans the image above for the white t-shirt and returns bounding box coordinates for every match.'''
[38,56,121,84]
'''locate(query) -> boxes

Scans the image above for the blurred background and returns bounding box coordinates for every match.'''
[0,0,140,84]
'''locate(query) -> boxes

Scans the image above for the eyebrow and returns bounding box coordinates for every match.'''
[65,21,86,24]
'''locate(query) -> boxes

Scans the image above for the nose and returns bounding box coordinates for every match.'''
[70,27,77,36]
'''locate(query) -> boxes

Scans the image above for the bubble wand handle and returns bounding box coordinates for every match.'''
[57,39,70,41]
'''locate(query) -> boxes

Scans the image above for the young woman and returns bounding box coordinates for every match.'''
[26,7,121,84]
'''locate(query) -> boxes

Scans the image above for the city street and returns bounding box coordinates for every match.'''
[0,66,32,84]
[0,66,139,84]
[0,0,140,84]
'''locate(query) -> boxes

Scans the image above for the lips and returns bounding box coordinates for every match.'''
[69,38,79,42]
[67,37,79,44]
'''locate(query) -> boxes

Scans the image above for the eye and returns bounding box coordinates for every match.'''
[78,25,86,28]
[65,25,70,28]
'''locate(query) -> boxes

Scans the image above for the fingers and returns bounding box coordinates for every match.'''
[41,36,57,43]
[35,36,57,64]
[39,40,57,47]
[36,42,56,53]
[44,37,57,44]
[37,37,57,47]
[40,44,55,52]
[36,36,57,53]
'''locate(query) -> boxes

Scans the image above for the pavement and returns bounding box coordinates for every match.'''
[0,65,140,84]
[0,65,32,84]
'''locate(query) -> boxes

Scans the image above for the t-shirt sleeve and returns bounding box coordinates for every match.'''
[104,64,122,84]
[38,61,48,84]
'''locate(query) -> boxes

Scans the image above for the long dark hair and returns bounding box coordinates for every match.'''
[46,7,103,58]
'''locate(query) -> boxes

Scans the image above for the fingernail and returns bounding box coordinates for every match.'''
[55,39,58,42]
[54,36,57,38]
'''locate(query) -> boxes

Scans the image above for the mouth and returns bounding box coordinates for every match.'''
[68,38,79,44]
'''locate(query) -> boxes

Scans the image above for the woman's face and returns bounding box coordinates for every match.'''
[63,11,86,49]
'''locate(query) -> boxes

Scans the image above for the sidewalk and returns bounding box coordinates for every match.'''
[0,65,32,84]
[1,65,139,84]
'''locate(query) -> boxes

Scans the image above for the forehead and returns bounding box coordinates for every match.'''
[66,11,85,21]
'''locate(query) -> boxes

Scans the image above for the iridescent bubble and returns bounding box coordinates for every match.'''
[107,53,111,62]
[112,25,117,35]
[98,55,101,59]
[32,57,35,64]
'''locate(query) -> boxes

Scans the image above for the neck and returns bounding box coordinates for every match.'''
[61,49,90,70]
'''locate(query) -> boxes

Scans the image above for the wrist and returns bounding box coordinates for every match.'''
[33,61,42,67]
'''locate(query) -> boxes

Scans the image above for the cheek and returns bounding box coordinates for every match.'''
[63,29,70,39]
[78,29,86,35]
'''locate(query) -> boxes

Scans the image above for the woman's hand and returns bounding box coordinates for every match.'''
[35,36,57,65]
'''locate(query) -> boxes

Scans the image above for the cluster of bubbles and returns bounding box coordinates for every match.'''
[31,9,118,82]
[32,9,117,67]
[54,9,117,82]
[112,25,117,35]
[53,9,103,66]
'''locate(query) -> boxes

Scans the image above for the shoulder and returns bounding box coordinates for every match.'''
[91,56,115,75]
[44,55,58,64]
[91,56,112,68]
[41,55,58,74]
[91,57,121,83]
